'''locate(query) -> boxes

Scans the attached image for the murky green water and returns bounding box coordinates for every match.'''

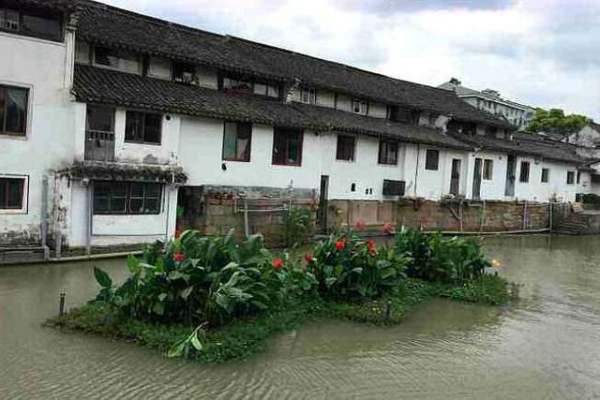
[2,235,600,399]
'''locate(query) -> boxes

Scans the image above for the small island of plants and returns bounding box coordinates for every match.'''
[47,226,513,363]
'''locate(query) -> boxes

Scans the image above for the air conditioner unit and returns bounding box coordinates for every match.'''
[383,180,405,196]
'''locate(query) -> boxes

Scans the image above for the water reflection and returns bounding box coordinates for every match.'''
[2,235,600,399]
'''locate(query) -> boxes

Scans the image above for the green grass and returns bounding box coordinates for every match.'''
[45,275,512,364]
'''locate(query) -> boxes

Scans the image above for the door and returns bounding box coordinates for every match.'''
[317,175,329,233]
[472,158,482,200]
[450,159,461,196]
[505,155,516,197]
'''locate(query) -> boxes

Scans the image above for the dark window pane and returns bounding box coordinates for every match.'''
[288,136,300,164]
[1,9,20,31]
[6,179,23,208]
[130,182,144,197]
[87,106,114,132]
[336,135,355,161]
[483,159,493,180]
[22,13,61,41]
[541,168,549,183]
[93,195,109,213]
[519,162,530,183]
[145,184,161,198]
[5,88,27,134]
[129,198,144,213]
[425,150,439,170]
[144,198,160,213]
[144,114,162,143]
[125,111,143,142]
[272,130,287,165]
[379,141,398,165]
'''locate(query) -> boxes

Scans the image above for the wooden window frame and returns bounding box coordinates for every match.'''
[378,140,398,165]
[93,181,163,215]
[0,84,29,137]
[425,149,439,171]
[272,127,303,167]
[124,111,162,145]
[222,121,252,162]
[483,159,494,180]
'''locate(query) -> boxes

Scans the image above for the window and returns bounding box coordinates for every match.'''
[541,168,549,183]
[378,140,398,165]
[85,106,115,161]
[425,149,439,171]
[87,106,114,133]
[0,7,62,42]
[0,85,28,136]
[125,111,162,145]
[352,99,368,115]
[577,171,581,184]
[519,161,530,183]
[0,177,25,210]
[222,76,253,93]
[93,181,162,215]
[222,122,252,162]
[173,62,196,83]
[485,126,498,138]
[387,106,414,123]
[483,159,494,180]
[299,87,316,104]
[567,171,575,185]
[272,128,303,166]
[94,46,139,72]
[336,135,356,161]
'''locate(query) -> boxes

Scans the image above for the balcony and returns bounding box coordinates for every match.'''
[85,130,115,162]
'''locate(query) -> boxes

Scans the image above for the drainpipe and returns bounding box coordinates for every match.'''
[165,173,175,242]
[414,144,421,197]
[86,179,92,256]
[41,176,49,261]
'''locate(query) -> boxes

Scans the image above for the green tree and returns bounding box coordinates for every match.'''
[526,108,589,136]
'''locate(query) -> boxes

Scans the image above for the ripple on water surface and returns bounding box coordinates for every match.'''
[3,235,600,399]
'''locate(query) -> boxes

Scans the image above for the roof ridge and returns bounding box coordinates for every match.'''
[76,0,226,40]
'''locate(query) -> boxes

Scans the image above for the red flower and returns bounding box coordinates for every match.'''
[335,239,346,251]
[355,219,366,231]
[272,258,284,270]
[304,254,314,264]
[366,240,377,256]
[383,223,395,236]
[173,251,186,262]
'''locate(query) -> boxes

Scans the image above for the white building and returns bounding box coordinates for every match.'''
[0,0,590,251]
[439,78,535,131]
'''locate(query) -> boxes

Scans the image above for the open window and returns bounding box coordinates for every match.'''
[272,128,303,166]
[378,140,398,165]
[222,121,252,162]
[336,135,356,161]
[125,111,162,145]
[173,62,196,84]
[0,85,28,136]
[483,159,493,180]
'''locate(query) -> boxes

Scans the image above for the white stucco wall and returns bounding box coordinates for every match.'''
[0,30,76,243]
[179,117,322,190]
[513,156,578,202]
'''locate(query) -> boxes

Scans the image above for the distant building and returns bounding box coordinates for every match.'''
[439,78,535,130]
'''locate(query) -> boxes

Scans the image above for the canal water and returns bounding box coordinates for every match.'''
[2,235,600,399]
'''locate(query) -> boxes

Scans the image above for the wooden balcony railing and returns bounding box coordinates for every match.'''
[85,130,115,162]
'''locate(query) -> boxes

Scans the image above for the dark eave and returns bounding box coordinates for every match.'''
[73,64,471,151]
[74,0,513,130]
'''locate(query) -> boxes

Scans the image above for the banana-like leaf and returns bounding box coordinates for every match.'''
[93,267,112,288]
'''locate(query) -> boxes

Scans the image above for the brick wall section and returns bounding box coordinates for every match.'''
[328,199,551,232]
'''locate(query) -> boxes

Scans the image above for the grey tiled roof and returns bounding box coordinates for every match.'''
[73,64,471,150]
[454,132,588,164]
[74,0,513,129]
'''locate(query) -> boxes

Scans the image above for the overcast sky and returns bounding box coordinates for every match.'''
[101,0,600,120]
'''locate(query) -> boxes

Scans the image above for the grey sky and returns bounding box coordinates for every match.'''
[100,0,600,120]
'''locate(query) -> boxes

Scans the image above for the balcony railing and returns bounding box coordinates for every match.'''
[85,130,115,162]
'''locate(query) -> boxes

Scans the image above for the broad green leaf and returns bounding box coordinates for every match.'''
[93,267,112,288]
[127,255,141,275]
[190,334,203,351]
[325,277,337,287]
[179,286,194,300]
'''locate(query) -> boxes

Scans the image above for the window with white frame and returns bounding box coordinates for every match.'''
[0,176,27,211]
[352,99,368,115]
[299,87,316,104]
[0,85,28,136]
